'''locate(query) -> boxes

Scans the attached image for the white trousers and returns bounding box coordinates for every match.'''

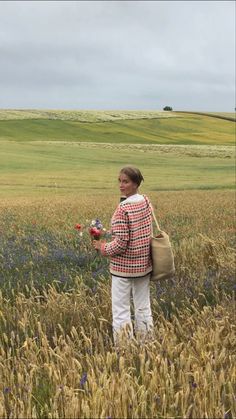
[111,274,153,343]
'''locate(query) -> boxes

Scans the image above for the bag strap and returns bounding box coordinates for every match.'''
[150,204,161,231]
[143,195,162,233]
[143,195,162,234]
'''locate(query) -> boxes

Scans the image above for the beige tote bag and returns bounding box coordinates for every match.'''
[150,206,175,282]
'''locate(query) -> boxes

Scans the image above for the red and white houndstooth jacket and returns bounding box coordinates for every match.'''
[101,194,153,278]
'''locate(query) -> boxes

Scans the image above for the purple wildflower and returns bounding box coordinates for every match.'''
[91,285,97,294]
[3,387,11,394]
[154,394,161,404]
[80,372,87,387]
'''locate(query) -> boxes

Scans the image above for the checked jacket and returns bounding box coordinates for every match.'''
[101,194,153,278]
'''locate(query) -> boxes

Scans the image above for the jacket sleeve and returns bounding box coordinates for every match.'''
[101,206,129,256]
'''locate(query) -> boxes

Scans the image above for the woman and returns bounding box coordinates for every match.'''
[93,166,154,344]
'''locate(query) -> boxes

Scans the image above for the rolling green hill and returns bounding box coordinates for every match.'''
[0,110,235,145]
[0,110,235,197]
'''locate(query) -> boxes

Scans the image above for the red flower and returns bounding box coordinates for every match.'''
[75,224,82,231]
[89,227,102,239]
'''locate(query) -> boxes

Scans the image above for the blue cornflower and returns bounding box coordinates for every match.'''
[91,285,98,294]
[80,372,87,387]
[95,219,103,229]
[3,387,11,394]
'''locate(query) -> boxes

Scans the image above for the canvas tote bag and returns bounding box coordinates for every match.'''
[150,205,175,282]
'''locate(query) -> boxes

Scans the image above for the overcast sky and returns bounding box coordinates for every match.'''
[0,1,235,111]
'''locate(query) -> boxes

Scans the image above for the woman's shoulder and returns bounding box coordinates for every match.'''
[142,194,151,205]
[119,194,151,210]
[120,194,146,205]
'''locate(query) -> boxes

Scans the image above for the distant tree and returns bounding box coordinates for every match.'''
[163,106,173,111]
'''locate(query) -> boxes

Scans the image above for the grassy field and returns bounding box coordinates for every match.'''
[0,140,235,198]
[0,112,235,145]
[0,110,235,198]
[0,109,235,121]
[0,110,235,418]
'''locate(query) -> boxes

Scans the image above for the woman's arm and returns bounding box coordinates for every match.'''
[94,206,129,256]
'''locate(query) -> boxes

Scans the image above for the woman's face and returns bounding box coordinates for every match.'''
[118,173,138,197]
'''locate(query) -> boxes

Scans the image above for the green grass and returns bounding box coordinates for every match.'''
[0,110,235,198]
[0,141,234,198]
[0,113,235,145]
[175,111,236,122]
[213,112,236,119]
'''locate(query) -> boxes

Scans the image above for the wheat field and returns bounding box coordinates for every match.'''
[0,191,235,419]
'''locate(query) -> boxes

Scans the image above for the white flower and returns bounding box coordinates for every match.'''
[91,220,96,226]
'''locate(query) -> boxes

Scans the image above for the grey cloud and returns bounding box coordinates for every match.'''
[0,1,235,110]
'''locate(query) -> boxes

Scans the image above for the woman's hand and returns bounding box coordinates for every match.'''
[92,240,104,251]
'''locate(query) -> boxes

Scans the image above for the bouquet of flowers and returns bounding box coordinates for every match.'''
[74,218,109,285]
[74,218,106,241]
[88,219,104,240]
